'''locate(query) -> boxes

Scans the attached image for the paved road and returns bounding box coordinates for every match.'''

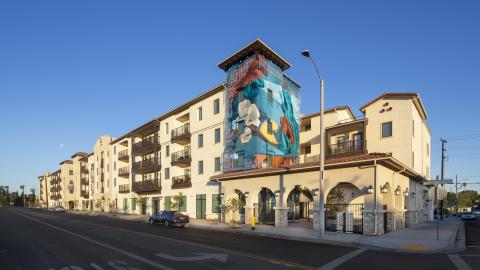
[0,207,477,270]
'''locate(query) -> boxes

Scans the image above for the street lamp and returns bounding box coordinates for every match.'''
[302,49,326,237]
[367,185,374,194]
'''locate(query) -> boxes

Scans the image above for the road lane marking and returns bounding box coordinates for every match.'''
[155,253,228,263]
[317,248,366,270]
[448,254,473,270]
[18,209,316,270]
[8,210,174,270]
[89,263,104,270]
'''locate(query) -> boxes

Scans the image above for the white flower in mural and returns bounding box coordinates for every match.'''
[238,100,251,118]
[246,103,260,127]
[239,127,252,143]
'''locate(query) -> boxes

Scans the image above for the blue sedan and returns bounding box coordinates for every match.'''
[148,211,189,227]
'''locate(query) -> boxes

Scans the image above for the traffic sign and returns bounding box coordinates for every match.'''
[423,179,453,186]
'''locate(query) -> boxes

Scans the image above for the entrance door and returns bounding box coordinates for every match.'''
[152,197,160,214]
[196,194,206,219]
[353,133,363,151]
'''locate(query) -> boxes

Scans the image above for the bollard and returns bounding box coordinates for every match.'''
[251,216,256,230]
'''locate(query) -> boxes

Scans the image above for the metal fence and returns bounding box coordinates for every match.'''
[325,204,364,234]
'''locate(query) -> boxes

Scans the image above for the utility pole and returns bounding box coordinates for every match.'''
[440,138,447,219]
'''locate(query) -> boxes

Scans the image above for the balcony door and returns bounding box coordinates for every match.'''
[353,133,363,151]
[196,194,206,219]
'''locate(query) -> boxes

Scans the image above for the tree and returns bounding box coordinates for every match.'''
[166,193,185,211]
[458,190,479,208]
[225,197,244,228]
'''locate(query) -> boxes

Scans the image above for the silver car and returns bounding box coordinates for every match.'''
[461,212,476,221]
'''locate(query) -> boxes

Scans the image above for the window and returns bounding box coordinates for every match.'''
[113,162,116,170]
[69,170,73,175]
[178,196,187,212]
[166,145,170,157]
[234,151,245,168]
[113,146,116,155]
[214,128,221,143]
[123,198,128,211]
[165,123,169,134]
[267,89,273,103]
[237,120,245,134]
[305,124,311,131]
[212,194,221,213]
[198,107,203,121]
[198,134,204,148]
[305,145,312,154]
[107,151,109,157]
[164,196,171,211]
[164,167,170,179]
[114,178,116,187]
[214,157,221,172]
[267,155,273,168]
[426,166,430,179]
[382,122,393,138]
[267,120,273,135]
[131,198,137,211]
[214,98,220,115]
[198,160,204,174]
[107,165,109,172]
[427,143,430,156]
[336,135,347,145]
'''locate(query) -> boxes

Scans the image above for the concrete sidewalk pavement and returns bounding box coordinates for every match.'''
[67,210,462,253]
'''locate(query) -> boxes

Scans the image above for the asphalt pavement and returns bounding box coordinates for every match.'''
[0,207,478,270]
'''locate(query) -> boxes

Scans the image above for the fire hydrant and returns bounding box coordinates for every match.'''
[251,216,256,230]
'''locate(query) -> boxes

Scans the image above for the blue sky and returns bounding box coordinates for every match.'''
[1,0,479,193]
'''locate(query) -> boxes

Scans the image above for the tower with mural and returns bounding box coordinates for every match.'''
[218,39,301,173]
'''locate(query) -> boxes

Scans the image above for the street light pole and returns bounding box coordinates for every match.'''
[302,49,325,237]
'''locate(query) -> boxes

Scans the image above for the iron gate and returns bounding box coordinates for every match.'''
[325,204,363,234]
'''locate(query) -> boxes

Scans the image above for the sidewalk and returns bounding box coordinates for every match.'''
[186,218,462,253]
[67,210,462,253]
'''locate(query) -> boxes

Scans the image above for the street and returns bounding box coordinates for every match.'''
[0,207,478,270]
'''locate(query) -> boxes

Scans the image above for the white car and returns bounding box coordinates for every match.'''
[50,206,66,212]
[461,212,476,221]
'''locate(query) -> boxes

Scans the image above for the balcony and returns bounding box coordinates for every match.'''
[171,174,192,189]
[132,157,161,174]
[171,148,192,167]
[80,165,89,174]
[118,149,129,162]
[80,177,89,185]
[132,179,161,193]
[171,124,191,144]
[119,184,130,193]
[118,166,130,178]
[132,136,161,155]
[81,190,89,199]
[327,140,364,156]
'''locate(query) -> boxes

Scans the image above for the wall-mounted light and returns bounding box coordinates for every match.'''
[367,185,374,194]
[403,188,409,197]
[313,189,319,196]
[351,192,356,198]
[395,186,401,196]
[274,190,280,197]
[220,193,224,198]
[244,192,249,199]
[411,192,416,198]
[380,185,388,194]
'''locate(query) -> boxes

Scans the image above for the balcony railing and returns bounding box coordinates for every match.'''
[327,140,364,156]
[118,184,130,193]
[118,166,130,178]
[118,149,130,162]
[171,174,192,189]
[132,136,161,155]
[132,179,161,193]
[80,165,89,174]
[81,190,89,198]
[80,178,89,185]
[171,148,192,167]
[171,124,191,144]
[132,157,161,174]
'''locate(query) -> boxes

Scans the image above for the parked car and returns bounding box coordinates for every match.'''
[148,211,189,227]
[474,210,480,217]
[50,206,66,212]
[461,212,476,221]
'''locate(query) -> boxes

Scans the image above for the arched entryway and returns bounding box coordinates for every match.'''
[256,187,276,225]
[325,182,364,234]
[287,185,313,221]
[68,200,74,210]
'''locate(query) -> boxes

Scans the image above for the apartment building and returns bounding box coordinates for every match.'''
[37,39,435,236]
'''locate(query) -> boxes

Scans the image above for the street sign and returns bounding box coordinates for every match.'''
[423,179,453,186]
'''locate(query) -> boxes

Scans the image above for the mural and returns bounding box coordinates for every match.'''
[223,52,301,172]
